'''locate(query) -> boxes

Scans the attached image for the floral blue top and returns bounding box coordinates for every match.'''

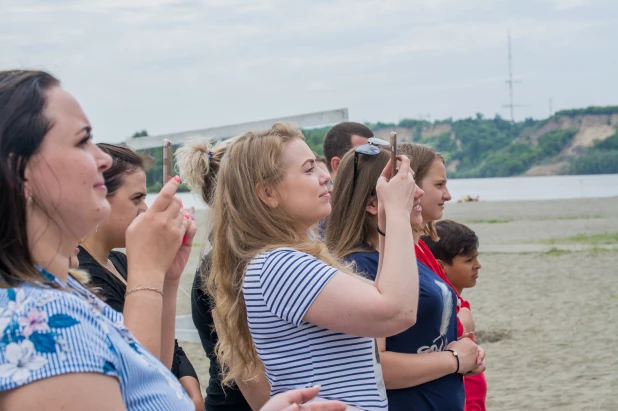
[0,267,193,410]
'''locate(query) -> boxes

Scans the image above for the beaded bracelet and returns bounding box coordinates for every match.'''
[125,286,164,297]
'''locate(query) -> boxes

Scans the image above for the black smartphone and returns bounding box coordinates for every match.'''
[390,132,397,175]
[162,139,173,182]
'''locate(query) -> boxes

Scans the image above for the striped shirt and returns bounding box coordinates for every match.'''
[0,268,193,411]
[243,248,388,410]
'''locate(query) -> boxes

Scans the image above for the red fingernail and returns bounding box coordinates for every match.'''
[184,213,190,219]
[182,235,188,245]
[173,176,181,183]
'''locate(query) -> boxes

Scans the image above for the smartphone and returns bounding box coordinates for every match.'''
[390,132,397,175]
[162,139,173,182]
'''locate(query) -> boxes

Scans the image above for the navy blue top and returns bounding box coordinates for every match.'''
[347,250,465,411]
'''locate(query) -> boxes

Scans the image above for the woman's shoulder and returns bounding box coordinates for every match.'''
[0,283,119,391]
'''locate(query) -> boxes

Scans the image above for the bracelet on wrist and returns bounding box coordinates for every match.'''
[445,349,460,373]
[125,286,164,297]
[376,225,386,237]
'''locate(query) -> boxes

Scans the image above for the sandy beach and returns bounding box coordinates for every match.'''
[175,196,618,411]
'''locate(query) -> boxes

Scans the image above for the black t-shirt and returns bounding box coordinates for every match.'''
[192,253,250,411]
[77,246,198,381]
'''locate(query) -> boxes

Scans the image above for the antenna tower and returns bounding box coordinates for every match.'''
[502,32,523,123]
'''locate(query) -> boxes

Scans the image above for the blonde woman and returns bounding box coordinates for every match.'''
[209,123,419,410]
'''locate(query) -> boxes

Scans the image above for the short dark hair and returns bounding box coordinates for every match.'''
[323,122,373,172]
[97,143,153,197]
[421,220,479,265]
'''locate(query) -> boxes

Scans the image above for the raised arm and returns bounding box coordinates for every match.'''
[123,177,191,361]
[304,157,419,338]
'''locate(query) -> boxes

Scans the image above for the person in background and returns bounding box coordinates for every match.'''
[323,122,373,180]
[78,143,203,411]
[400,143,476,336]
[208,123,420,410]
[422,220,487,411]
[177,137,267,411]
[0,69,196,410]
[326,144,485,411]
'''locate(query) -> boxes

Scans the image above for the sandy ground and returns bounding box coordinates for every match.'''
[175,197,618,410]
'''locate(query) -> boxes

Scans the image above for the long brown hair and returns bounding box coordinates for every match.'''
[398,143,445,240]
[208,123,347,386]
[97,143,153,197]
[0,70,60,288]
[325,148,390,260]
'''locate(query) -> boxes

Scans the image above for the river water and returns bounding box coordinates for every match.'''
[147,173,618,209]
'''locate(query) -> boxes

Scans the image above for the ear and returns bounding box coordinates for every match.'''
[365,197,378,216]
[23,162,32,201]
[437,259,447,272]
[331,156,341,172]
[256,183,279,208]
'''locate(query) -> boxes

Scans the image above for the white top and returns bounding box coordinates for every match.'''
[243,248,387,410]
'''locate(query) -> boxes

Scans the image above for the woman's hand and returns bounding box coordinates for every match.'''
[125,176,186,281]
[466,345,486,376]
[376,156,416,217]
[260,386,346,411]
[165,212,198,283]
[446,337,479,374]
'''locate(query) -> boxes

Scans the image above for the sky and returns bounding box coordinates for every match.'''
[1,0,617,142]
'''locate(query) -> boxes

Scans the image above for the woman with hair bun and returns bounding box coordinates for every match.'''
[177,137,263,411]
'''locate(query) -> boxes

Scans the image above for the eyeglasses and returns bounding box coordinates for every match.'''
[353,137,390,191]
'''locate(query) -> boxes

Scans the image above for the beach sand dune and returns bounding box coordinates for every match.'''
[177,197,618,410]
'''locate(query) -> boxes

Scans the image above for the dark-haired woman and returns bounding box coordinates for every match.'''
[0,70,196,410]
[78,143,204,411]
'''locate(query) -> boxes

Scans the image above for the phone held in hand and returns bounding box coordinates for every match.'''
[162,139,173,183]
[390,132,397,176]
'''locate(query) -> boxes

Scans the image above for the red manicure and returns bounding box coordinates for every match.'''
[182,235,188,245]
[173,176,181,183]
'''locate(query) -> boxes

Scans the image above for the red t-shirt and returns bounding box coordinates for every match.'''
[415,239,487,411]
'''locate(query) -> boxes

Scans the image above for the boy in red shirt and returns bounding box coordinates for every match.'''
[422,220,488,411]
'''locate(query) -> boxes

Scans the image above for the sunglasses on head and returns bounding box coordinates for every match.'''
[353,137,390,191]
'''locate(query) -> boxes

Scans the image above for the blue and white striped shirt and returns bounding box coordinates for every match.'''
[0,268,193,411]
[243,248,388,411]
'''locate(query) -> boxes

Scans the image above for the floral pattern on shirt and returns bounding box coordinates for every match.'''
[0,288,79,383]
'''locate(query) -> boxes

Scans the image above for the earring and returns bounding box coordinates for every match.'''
[27,196,33,204]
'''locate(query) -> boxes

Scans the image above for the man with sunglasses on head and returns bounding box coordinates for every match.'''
[323,122,374,181]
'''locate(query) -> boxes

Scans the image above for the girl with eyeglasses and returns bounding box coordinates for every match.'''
[326,142,486,411]
[208,123,420,410]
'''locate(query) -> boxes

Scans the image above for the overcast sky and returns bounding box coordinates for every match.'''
[1,0,616,142]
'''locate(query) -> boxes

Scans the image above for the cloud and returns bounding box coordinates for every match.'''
[1,0,616,139]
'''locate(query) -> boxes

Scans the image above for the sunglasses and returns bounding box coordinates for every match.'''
[353,137,390,191]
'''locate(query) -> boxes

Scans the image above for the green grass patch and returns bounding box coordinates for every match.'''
[543,247,572,256]
[541,232,618,245]
[466,219,513,224]
[533,215,605,221]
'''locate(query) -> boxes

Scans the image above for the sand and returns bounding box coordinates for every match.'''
[175,196,618,410]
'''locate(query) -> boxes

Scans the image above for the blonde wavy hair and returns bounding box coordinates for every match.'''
[208,123,347,386]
